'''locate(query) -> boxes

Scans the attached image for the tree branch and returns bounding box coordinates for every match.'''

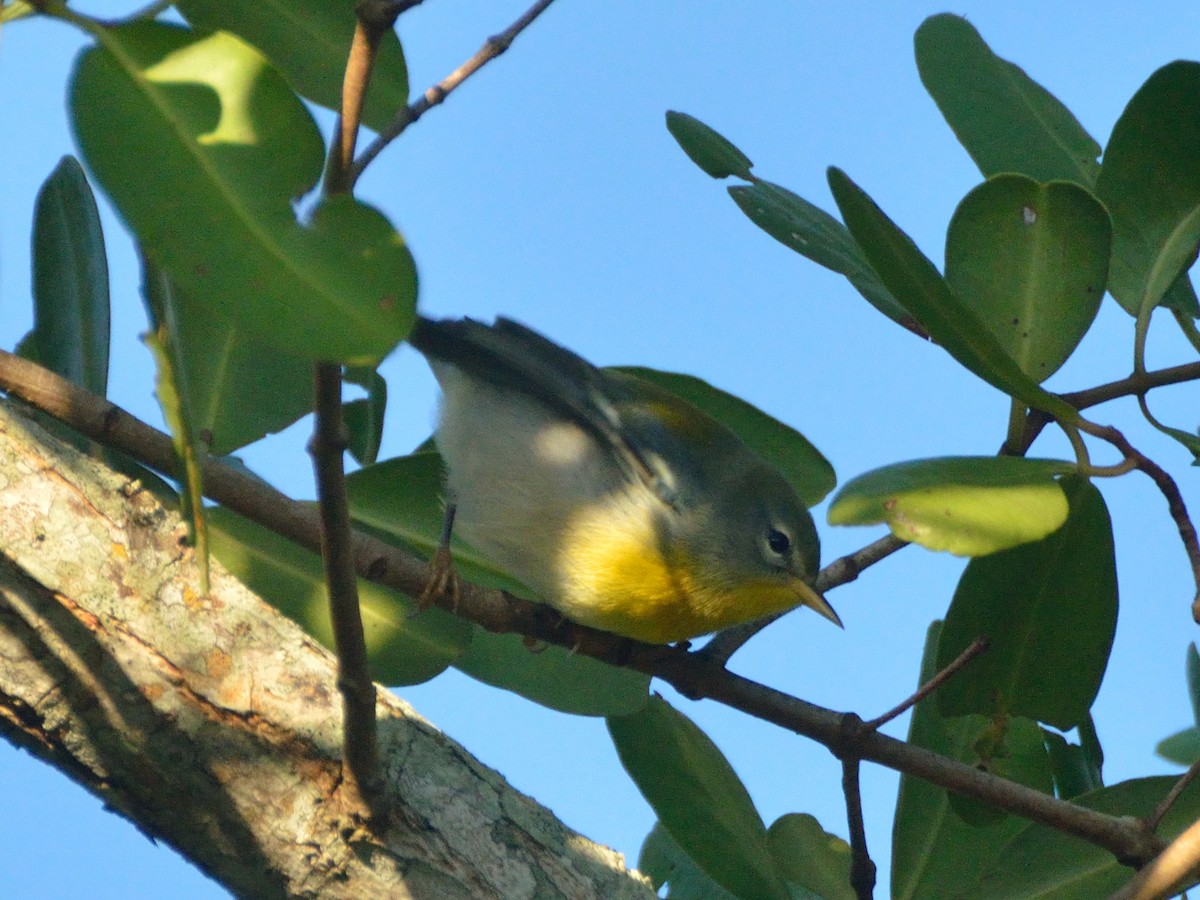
[0,351,1173,868]
[350,0,559,180]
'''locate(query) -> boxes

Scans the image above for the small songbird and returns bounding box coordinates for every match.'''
[408,316,840,644]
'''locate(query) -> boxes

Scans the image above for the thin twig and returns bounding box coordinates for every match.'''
[841,754,876,900]
[699,534,908,666]
[1149,757,1200,832]
[311,363,386,823]
[864,635,990,731]
[350,0,559,181]
[1076,418,1200,622]
[0,352,1170,868]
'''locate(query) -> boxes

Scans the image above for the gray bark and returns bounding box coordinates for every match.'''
[0,402,652,899]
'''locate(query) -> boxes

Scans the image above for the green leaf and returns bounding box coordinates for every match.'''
[208,505,470,686]
[945,175,1110,382]
[1042,729,1103,799]
[613,366,836,506]
[1157,727,1200,766]
[827,168,1081,423]
[972,776,1200,897]
[827,456,1073,556]
[346,454,649,715]
[30,155,110,395]
[892,622,1046,900]
[176,0,408,133]
[70,22,416,364]
[141,258,213,592]
[936,477,1117,729]
[344,366,387,466]
[1187,642,1200,723]
[608,696,789,900]
[152,274,313,455]
[638,823,739,899]
[665,111,753,180]
[1097,62,1200,318]
[767,814,854,900]
[726,180,918,333]
[914,14,1101,186]
[947,715,1054,827]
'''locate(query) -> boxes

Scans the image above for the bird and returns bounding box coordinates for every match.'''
[407,315,840,644]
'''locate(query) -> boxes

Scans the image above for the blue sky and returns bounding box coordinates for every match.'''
[3,2,1200,896]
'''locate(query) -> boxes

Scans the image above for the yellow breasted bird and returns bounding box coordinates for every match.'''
[408,316,840,644]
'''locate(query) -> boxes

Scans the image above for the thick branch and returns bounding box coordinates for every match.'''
[0,401,650,898]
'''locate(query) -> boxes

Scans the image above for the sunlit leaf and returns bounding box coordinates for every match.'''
[828,456,1074,556]
[29,156,110,395]
[614,366,836,506]
[608,697,789,900]
[177,0,408,133]
[914,14,1100,186]
[208,506,470,686]
[945,175,1109,382]
[827,168,1081,423]
[70,22,416,364]
[936,477,1117,729]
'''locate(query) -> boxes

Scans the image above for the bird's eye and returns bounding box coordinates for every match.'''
[766,528,791,555]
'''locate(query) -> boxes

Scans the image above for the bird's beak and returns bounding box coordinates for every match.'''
[794,579,842,629]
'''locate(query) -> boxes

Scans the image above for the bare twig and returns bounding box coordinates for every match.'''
[699,533,908,666]
[864,635,990,732]
[0,351,1171,868]
[350,0,559,181]
[311,362,386,823]
[841,754,875,900]
[1149,757,1200,832]
[1076,418,1200,621]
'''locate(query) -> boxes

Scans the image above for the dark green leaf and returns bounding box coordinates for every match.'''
[177,0,408,133]
[347,454,649,715]
[152,275,313,455]
[1042,729,1103,799]
[614,366,835,506]
[972,777,1200,897]
[1187,643,1200,723]
[70,23,416,364]
[666,111,753,180]
[208,505,470,686]
[30,155,110,395]
[947,716,1054,827]
[827,168,1081,423]
[892,622,1044,900]
[344,366,387,466]
[914,14,1100,185]
[608,696,789,900]
[767,814,854,900]
[727,180,917,333]
[936,477,1118,729]
[1157,728,1200,766]
[1097,62,1200,318]
[827,456,1074,556]
[945,175,1109,382]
